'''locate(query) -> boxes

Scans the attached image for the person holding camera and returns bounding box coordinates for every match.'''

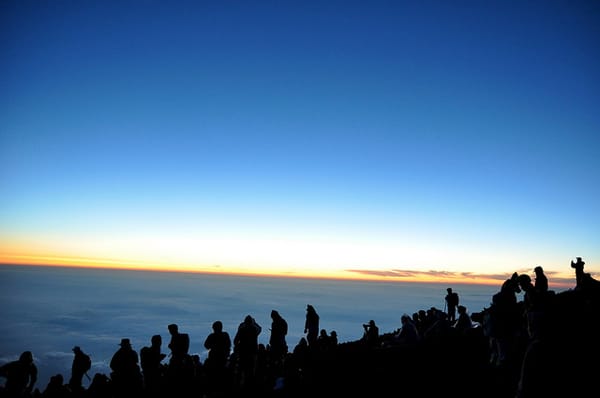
[362,319,379,348]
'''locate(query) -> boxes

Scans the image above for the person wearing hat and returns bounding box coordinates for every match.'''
[69,345,91,390]
[110,338,142,397]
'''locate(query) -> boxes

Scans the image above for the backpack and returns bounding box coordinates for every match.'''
[81,353,92,372]
[452,292,459,306]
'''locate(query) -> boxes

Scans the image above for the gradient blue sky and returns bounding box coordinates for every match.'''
[1,1,598,282]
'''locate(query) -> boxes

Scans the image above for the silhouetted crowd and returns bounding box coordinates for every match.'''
[1,257,599,398]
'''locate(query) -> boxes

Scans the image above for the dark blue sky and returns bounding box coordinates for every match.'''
[1,1,598,279]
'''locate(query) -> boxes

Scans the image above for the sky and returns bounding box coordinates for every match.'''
[0,0,599,285]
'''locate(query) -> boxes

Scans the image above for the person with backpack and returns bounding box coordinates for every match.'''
[445,288,460,323]
[70,346,91,390]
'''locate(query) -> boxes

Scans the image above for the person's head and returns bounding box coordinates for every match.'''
[534,266,543,274]
[119,338,132,349]
[518,274,532,288]
[168,324,178,334]
[72,346,81,353]
[19,351,33,364]
[447,288,452,293]
[457,305,467,314]
[244,315,253,325]
[212,321,223,332]
[271,310,279,319]
[151,335,162,346]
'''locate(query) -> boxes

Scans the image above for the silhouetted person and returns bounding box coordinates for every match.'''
[140,334,166,395]
[292,337,308,357]
[291,337,309,375]
[110,338,142,397]
[362,320,379,347]
[533,266,548,293]
[445,288,459,323]
[329,330,338,346]
[304,304,320,348]
[269,310,288,363]
[166,324,193,394]
[69,346,91,391]
[233,315,262,388]
[41,374,69,398]
[167,323,190,366]
[514,272,555,398]
[0,351,38,397]
[204,320,231,392]
[453,305,473,334]
[394,314,420,345]
[86,373,111,398]
[488,272,521,367]
[571,257,600,291]
[190,354,203,396]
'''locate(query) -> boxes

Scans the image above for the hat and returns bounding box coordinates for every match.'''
[119,338,131,347]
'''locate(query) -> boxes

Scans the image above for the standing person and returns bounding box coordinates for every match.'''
[304,304,320,348]
[204,321,231,370]
[269,310,288,363]
[204,320,232,393]
[167,323,190,367]
[534,266,549,293]
[166,324,192,394]
[233,315,262,388]
[70,346,91,391]
[0,351,38,397]
[445,288,460,323]
[110,338,143,397]
[140,334,166,395]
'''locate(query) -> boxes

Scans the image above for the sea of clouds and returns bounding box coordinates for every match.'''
[0,265,500,390]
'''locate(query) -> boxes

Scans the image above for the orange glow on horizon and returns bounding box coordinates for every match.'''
[0,253,575,289]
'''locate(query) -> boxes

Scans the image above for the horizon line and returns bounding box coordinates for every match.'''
[0,255,577,289]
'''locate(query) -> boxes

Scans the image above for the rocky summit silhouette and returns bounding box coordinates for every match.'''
[1,259,599,398]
